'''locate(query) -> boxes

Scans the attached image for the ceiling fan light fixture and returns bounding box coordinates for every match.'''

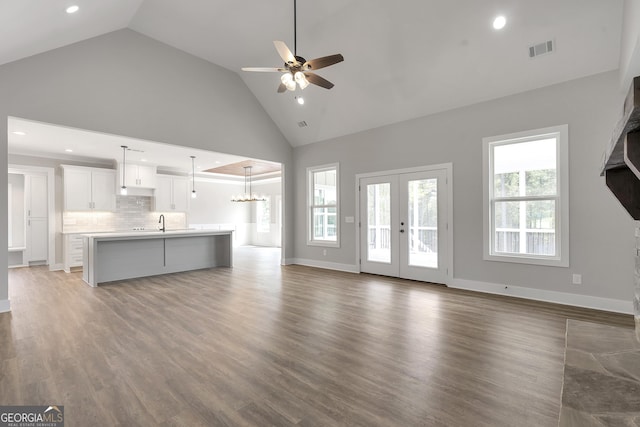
[281,73,297,91]
[281,73,293,84]
[295,72,309,89]
[242,0,343,93]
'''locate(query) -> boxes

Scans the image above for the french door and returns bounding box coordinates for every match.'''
[359,167,450,284]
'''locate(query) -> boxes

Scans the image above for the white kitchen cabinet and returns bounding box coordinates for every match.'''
[155,175,189,212]
[26,174,48,218]
[62,165,116,211]
[25,174,48,264]
[119,163,157,189]
[64,233,84,272]
[27,218,48,262]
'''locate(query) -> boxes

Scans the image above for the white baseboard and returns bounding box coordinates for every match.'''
[451,278,633,315]
[0,299,10,313]
[289,258,359,273]
[49,263,64,272]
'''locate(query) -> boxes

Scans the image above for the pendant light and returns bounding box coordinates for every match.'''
[190,156,197,199]
[120,145,128,195]
[231,166,267,202]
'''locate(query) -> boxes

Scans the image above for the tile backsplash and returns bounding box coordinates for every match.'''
[63,196,186,233]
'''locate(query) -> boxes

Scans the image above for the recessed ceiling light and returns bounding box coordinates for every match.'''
[215,161,221,164]
[66,5,79,14]
[141,158,147,162]
[65,149,73,152]
[295,96,305,105]
[12,131,26,136]
[493,15,506,30]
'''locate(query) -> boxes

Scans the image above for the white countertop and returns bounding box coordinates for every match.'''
[62,230,117,235]
[82,229,234,240]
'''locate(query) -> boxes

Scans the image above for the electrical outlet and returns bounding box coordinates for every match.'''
[323,249,327,256]
[572,274,582,285]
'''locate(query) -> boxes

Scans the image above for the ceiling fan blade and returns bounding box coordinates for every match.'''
[242,67,287,72]
[304,72,334,90]
[277,83,287,93]
[274,41,296,64]
[304,54,344,71]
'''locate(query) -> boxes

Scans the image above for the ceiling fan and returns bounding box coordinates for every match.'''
[242,0,344,93]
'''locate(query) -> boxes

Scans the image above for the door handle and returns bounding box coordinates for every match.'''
[400,229,405,233]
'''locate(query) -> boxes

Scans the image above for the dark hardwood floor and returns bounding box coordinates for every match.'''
[0,247,633,426]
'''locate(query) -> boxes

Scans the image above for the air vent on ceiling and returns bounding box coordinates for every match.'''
[529,40,554,58]
[297,121,308,128]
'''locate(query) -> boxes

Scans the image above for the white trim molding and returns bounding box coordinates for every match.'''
[482,125,569,267]
[49,263,65,272]
[0,299,10,313]
[451,278,632,314]
[306,163,340,248]
[290,258,358,274]
[355,162,454,284]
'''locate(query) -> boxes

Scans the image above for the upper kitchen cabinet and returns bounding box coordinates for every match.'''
[119,163,157,189]
[155,175,189,212]
[62,165,116,211]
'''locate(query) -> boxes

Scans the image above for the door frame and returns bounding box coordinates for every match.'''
[355,163,454,285]
[8,164,56,270]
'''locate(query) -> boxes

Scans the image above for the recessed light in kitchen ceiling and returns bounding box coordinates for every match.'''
[12,131,26,136]
[65,149,73,152]
[66,5,79,14]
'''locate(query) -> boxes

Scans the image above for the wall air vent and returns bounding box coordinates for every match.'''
[297,121,308,128]
[529,40,554,58]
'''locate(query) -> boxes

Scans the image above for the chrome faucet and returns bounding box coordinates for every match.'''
[158,214,165,232]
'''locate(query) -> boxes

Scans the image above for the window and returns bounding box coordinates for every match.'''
[483,125,568,266]
[257,197,270,233]
[307,164,339,247]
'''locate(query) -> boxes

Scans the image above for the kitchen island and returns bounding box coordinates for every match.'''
[81,229,233,287]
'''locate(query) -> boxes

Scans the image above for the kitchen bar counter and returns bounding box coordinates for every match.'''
[82,229,233,286]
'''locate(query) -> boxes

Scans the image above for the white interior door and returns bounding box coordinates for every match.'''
[360,168,449,284]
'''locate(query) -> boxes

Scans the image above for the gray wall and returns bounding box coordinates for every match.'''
[620,0,640,88]
[293,71,635,302]
[0,29,293,306]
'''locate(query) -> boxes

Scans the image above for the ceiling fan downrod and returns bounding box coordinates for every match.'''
[293,0,297,56]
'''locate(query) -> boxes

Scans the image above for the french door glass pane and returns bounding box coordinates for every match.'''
[367,183,391,263]
[408,178,438,268]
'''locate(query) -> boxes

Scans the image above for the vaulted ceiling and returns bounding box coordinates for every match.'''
[0,0,625,147]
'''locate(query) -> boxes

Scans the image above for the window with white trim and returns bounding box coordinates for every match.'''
[483,125,569,267]
[307,164,339,247]
[257,197,270,233]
